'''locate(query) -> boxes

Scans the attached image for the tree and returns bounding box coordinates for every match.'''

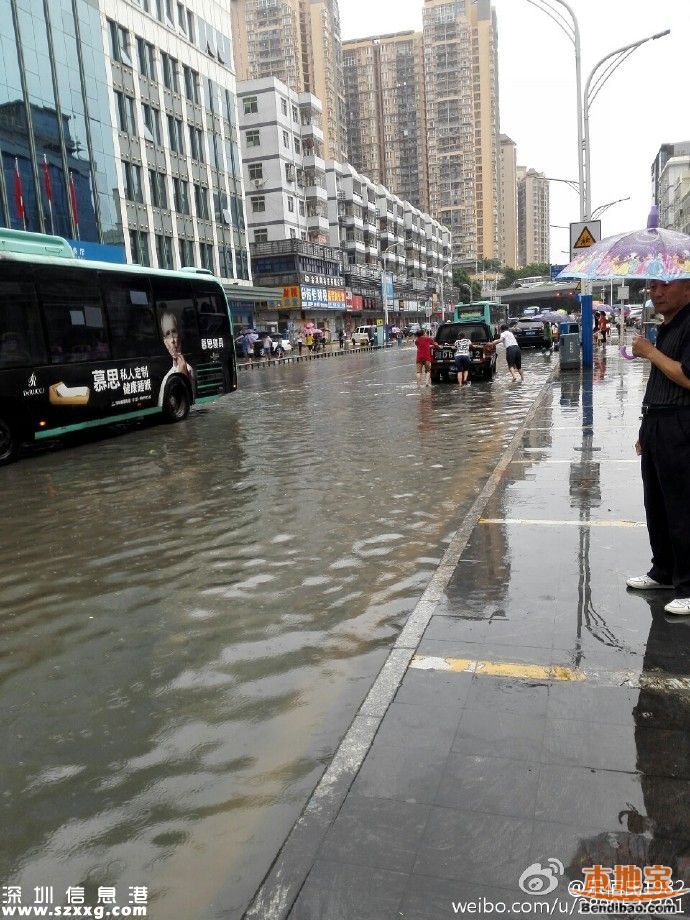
[452,267,481,302]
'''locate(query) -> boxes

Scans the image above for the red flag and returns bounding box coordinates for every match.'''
[42,154,53,202]
[14,158,25,222]
[68,171,79,235]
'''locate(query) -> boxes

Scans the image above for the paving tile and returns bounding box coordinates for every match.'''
[546,683,639,726]
[351,742,448,804]
[435,752,540,819]
[317,796,430,874]
[452,706,545,762]
[423,615,491,643]
[413,807,533,886]
[398,874,523,920]
[465,676,549,718]
[394,669,473,708]
[541,718,636,771]
[535,764,644,828]
[288,860,406,920]
[375,701,463,753]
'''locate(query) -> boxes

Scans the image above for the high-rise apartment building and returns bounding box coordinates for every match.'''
[499,134,518,269]
[423,0,501,263]
[0,0,252,282]
[231,0,347,161]
[342,32,428,211]
[517,167,549,267]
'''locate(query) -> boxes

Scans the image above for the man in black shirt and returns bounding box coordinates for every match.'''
[626,279,690,614]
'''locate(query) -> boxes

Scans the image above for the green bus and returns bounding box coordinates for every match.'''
[453,301,508,337]
[0,228,237,464]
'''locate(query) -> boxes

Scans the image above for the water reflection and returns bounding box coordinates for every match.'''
[566,599,690,909]
[0,350,552,919]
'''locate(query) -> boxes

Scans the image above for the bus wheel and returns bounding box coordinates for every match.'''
[0,418,19,465]
[162,378,190,423]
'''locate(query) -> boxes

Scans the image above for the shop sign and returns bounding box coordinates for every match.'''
[301,285,346,310]
[351,294,363,312]
[281,285,300,310]
[302,273,342,287]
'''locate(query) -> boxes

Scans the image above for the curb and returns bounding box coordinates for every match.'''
[242,367,558,920]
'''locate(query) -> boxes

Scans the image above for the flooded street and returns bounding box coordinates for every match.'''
[1,346,553,919]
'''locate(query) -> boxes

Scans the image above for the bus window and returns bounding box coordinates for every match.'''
[152,277,200,350]
[102,275,161,359]
[37,267,110,363]
[195,288,231,340]
[0,274,47,368]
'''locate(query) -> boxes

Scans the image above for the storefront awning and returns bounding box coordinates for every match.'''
[223,283,283,304]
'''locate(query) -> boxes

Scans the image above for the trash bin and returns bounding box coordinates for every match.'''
[559,332,580,370]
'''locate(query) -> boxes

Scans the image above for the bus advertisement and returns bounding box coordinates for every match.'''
[453,301,508,337]
[0,229,237,464]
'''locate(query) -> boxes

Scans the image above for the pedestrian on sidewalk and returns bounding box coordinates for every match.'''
[627,278,690,616]
[338,329,344,349]
[598,311,610,346]
[297,334,304,356]
[415,328,438,386]
[453,333,472,386]
[490,323,524,382]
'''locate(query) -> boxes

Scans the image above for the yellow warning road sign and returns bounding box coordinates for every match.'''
[574,226,596,248]
[569,220,601,260]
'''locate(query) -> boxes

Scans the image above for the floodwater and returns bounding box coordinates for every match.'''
[0,346,554,919]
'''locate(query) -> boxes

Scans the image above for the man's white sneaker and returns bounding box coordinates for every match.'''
[626,575,673,590]
[664,598,690,615]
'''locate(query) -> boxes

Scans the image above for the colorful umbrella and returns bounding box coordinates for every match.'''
[558,208,690,282]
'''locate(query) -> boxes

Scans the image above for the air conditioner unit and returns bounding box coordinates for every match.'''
[252,178,265,188]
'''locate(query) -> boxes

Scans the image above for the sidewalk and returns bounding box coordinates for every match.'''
[244,348,690,920]
[237,341,410,371]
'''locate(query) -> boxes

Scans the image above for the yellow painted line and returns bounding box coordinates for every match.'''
[410,655,690,692]
[411,655,586,682]
[510,459,638,464]
[479,517,645,528]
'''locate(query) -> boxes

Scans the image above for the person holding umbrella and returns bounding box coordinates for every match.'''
[558,210,690,614]
[627,277,690,615]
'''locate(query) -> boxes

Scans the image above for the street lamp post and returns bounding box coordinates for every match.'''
[439,260,453,323]
[522,0,585,220]
[382,240,405,337]
[583,30,670,219]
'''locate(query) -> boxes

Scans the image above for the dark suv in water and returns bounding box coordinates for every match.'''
[431,321,497,383]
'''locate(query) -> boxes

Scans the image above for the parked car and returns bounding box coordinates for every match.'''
[431,321,497,383]
[351,325,377,345]
[270,333,292,356]
[512,320,551,349]
[521,306,541,319]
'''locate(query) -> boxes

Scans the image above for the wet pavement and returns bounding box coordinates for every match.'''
[246,348,690,920]
[0,346,554,920]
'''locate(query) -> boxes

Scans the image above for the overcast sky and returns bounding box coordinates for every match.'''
[340,0,690,264]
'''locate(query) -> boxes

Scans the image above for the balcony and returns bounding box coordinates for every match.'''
[307,213,330,233]
[306,184,328,202]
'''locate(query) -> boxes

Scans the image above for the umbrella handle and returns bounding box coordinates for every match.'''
[619,346,636,361]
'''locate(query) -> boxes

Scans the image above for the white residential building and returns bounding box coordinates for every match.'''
[237,77,329,246]
[658,154,690,233]
[517,167,549,268]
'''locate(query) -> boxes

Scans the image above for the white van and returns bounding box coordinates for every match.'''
[351,325,377,345]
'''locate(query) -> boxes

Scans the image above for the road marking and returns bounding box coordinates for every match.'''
[411,655,584,682]
[479,518,645,528]
[510,458,638,464]
[410,655,690,691]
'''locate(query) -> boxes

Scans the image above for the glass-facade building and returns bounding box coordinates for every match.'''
[0,0,251,281]
[0,0,120,245]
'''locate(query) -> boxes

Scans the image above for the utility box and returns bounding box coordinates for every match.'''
[560,332,580,370]
[642,321,658,345]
